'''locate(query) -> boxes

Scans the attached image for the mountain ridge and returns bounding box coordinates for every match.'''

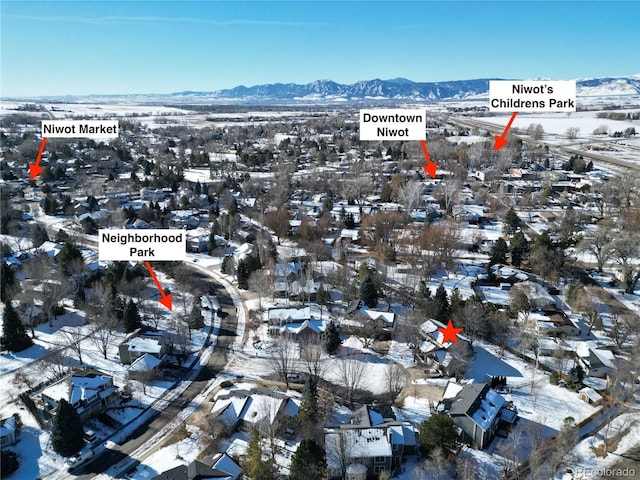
[5,76,640,105]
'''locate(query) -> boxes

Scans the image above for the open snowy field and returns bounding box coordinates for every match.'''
[480,111,638,139]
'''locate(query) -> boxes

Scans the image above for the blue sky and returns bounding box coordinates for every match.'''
[1,1,638,96]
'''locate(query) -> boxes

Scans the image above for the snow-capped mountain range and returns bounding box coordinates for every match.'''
[7,76,640,105]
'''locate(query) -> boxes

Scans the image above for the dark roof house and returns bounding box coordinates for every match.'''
[152,453,242,480]
[447,383,517,449]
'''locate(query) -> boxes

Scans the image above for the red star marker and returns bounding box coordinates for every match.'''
[437,319,464,344]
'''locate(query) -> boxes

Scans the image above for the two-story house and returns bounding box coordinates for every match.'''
[446,382,517,449]
[325,405,417,479]
[40,369,118,422]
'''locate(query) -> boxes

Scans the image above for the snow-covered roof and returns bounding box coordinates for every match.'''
[128,353,161,372]
[577,341,616,368]
[347,428,392,458]
[388,425,417,447]
[276,319,327,336]
[420,318,469,345]
[209,452,242,479]
[42,373,113,407]
[0,417,16,440]
[470,388,506,431]
[268,306,311,323]
[363,309,395,324]
[449,383,507,432]
[579,387,603,403]
[38,241,63,257]
[284,398,299,417]
[127,336,162,354]
[442,381,465,400]
[240,395,284,425]
[339,229,359,240]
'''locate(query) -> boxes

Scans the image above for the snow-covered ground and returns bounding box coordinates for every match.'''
[558,411,640,479]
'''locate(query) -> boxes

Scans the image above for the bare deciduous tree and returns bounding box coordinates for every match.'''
[268,339,297,389]
[384,362,407,396]
[333,353,368,405]
[248,269,271,310]
[36,350,69,381]
[577,224,614,273]
[549,421,578,475]
[60,324,86,365]
[325,429,356,480]
[398,179,423,213]
[565,126,580,139]
[92,316,118,359]
[299,338,328,387]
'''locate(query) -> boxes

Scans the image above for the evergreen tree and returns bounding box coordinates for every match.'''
[31,224,49,247]
[419,414,458,455]
[510,231,530,267]
[360,275,379,308]
[57,242,83,275]
[289,437,325,480]
[0,262,19,302]
[244,429,276,480]
[221,255,235,275]
[322,321,341,354]
[55,229,70,243]
[504,207,521,235]
[415,280,432,313]
[1,302,33,352]
[188,301,205,329]
[123,300,142,333]
[343,212,355,229]
[490,237,509,265]
[433,284,450,323]
[449,287,464,315]
[237,254,261,290]
[297,378,318,424]
[316,283,329,308]
[566,365,585,391]
[51,399,85,457]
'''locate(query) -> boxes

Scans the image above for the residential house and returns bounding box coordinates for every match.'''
[0,416,18,447]
[526,308,580,337]
[576,342,616,378]
[362,309,397,334]
[40,369,118,422]
[510,281,557,309]
[343,302,397,339]
[417,319,472,377]
[325,405,417,479]
[210,386,299,433]
[325,428,392,479]
[152,452,242,480]
[267,307,328,338]
[119,328,170,365]
[446,382,517,449]
[127,353,162,381]
[186,234,209,253]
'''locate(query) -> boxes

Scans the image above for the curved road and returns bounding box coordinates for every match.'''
[74,267,238,478]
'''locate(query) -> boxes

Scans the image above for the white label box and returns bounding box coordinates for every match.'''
[42,120,119,138]
[490,80,576,112]
[360,109,426,140]
[99,229,186,261]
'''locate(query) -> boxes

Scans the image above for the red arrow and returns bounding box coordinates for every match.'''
[145,261,172,310]
[420,140,437,179]
[494,112,518,151]
[29,137,48,180]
